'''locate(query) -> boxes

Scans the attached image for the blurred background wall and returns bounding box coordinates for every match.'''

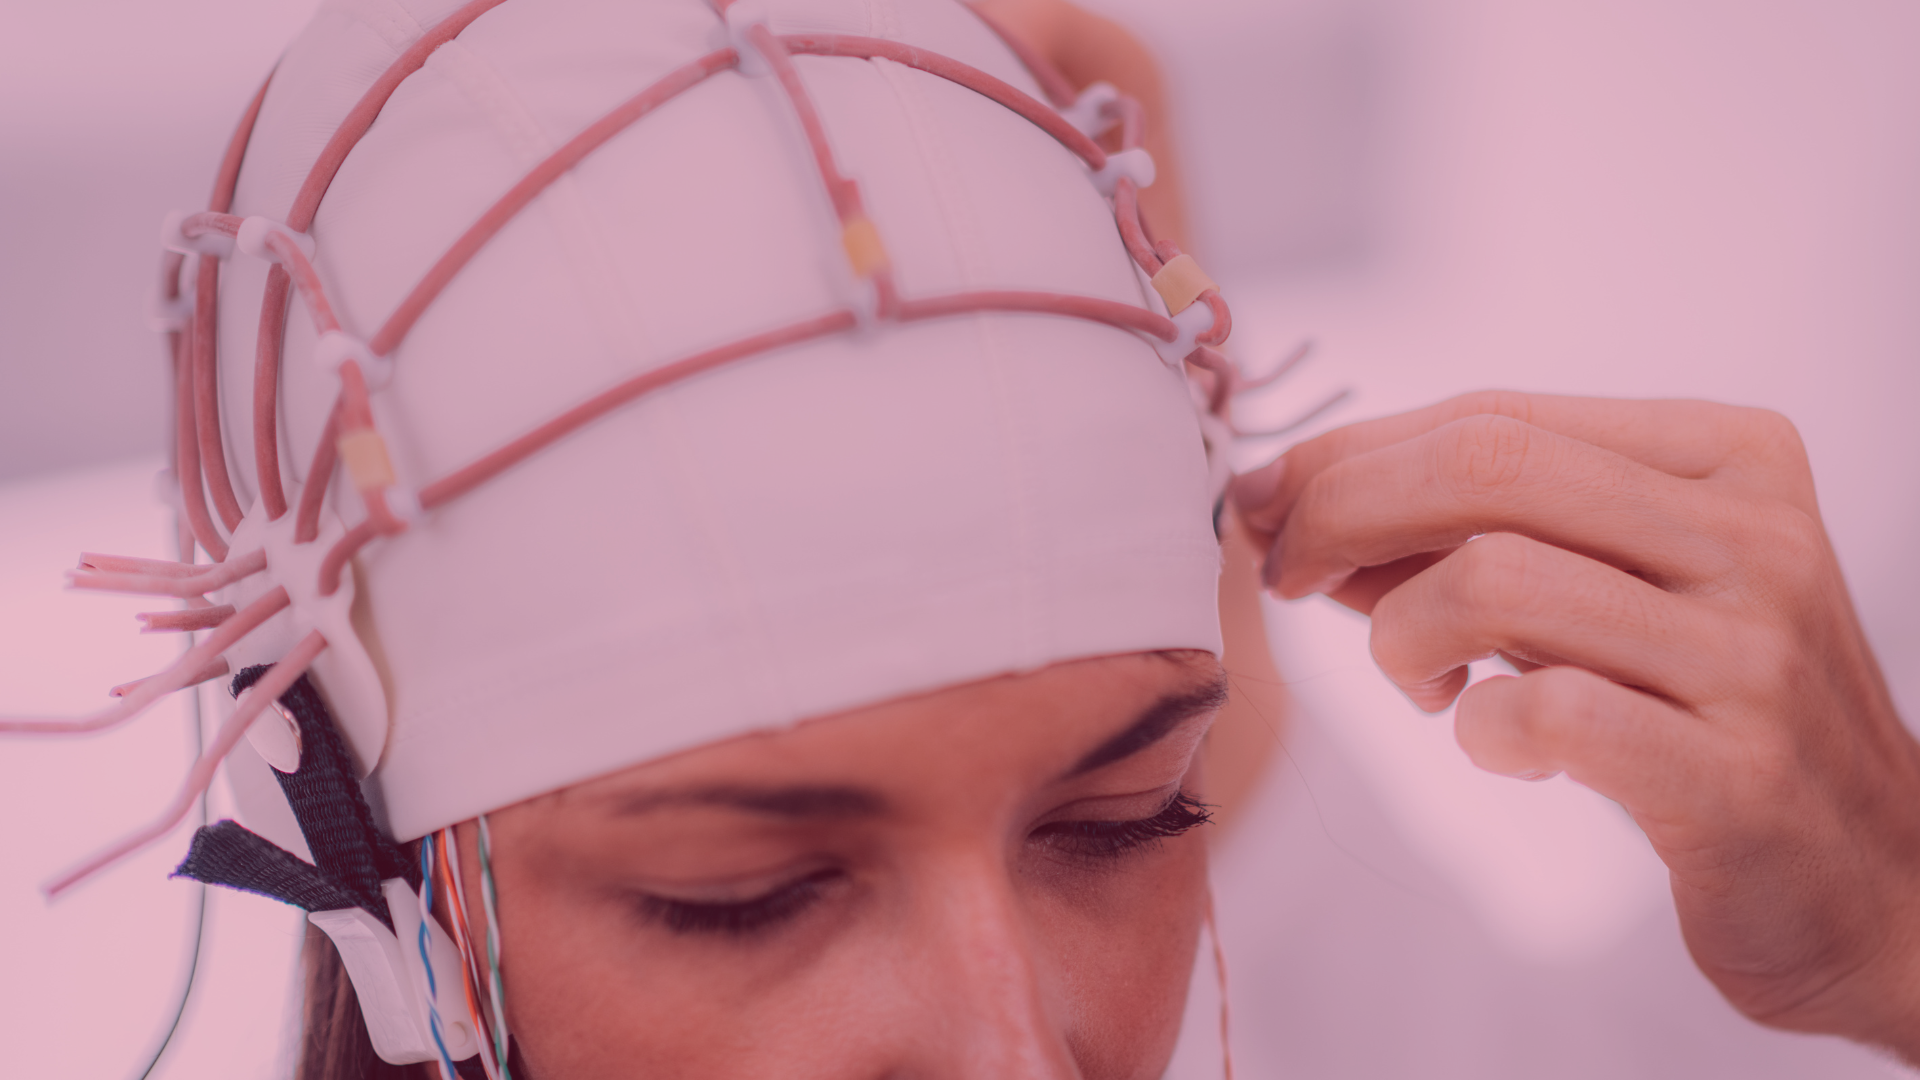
[3,1,1916,1077]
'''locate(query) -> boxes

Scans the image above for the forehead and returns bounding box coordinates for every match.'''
[551,650,1225,813]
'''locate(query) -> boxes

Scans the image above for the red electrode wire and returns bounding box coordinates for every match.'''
[784,34,1107,170]
[13,0,1279,901]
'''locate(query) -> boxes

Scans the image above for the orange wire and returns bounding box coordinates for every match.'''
[437,829,496,1076]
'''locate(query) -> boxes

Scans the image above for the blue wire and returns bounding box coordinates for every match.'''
[419,834,460,1079]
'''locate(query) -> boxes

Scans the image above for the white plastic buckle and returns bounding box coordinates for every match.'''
[160,210,233,258]
[1059,81,1120,139]
[1150,299,1216,367]
[235,215,317,264]
[213,500,393,778]
[725,0,772,77]
[314,330,394,390]
[1089,147,1156,197]
[307,879,482,1066]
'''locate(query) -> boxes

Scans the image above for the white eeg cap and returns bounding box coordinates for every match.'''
[212,0,1222,843]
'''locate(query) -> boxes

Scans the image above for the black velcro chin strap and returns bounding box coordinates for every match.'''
[172,666,485,1068]
[172,665,415,926]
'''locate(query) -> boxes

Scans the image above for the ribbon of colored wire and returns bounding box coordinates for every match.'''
[418,835,460,1080]
[440,828,503,1080]
[477,814,513,1077]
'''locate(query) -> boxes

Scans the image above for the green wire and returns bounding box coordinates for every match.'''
[476,814,512,1080]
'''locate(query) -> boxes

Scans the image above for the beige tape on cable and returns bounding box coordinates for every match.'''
[1149,253,1216,315]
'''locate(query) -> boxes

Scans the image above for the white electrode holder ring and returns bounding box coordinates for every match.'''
[314,330,394,390]
[725,0,773,77]
[1059,81,1121,139]
[1150,299,1216,367]
[160,210,234,258]
[1090,147,1155,197]
[236,215,317,264]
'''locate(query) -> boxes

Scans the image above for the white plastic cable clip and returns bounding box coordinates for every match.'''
[725,0,773,77]
[1089,147,1156,197]
[160,210,233,258]
[236,215,316,264]
[1150,298,1216,367]
[148,292,194,333]
[847,275,883,334]
[384,486,426,524]
[307,879,482,1066]
[313,330,394,390]
[1058,81,1121,139]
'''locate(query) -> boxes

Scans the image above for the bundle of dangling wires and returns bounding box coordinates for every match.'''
[418,821,514,1080]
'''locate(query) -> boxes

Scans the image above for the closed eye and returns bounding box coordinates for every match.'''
[1029,791,1213,861]
[636,867,845,937]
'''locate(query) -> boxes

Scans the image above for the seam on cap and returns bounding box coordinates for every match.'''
[422,38,657,375]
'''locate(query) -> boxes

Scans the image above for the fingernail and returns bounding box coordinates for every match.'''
[1232,458,1287,525]
[1510,770,1561,783]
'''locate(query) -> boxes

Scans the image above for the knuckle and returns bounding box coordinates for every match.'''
[1733,406,1807,461]
[1446,532,1548,619]
[1736,502,1831,594]
[1436,414,1540,501]
[1719,406,1817,489]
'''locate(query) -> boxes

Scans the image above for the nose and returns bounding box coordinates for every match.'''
[906,856,1080,1080]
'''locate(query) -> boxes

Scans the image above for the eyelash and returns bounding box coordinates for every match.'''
[638,794,1213,938]
[638,867,844,937]
[1030,791,1214,861]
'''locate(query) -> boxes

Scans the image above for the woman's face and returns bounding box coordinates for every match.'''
[457,650,1225,1079]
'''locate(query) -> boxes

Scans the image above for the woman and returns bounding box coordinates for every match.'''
[10,0,1918,1076]
[15,0,1252,1075]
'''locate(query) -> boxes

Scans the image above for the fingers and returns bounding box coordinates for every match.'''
[1368,533,1721,711]
[1323,550,1450,616]
[1454,666,1720,827]
[1264,413,1734,598]
[1234,391,1815,545]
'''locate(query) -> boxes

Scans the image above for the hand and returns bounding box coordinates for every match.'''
[1232,391,1920,1061]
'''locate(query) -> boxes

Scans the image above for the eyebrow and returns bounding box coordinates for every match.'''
[1065,672,1231,778]
[607,784,887,820]
[602,670,1230,817]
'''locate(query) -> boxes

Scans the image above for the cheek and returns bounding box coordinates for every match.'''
[1043,833,1212,1080]
[491,850,844,1080]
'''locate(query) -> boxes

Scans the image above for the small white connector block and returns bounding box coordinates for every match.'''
[160,210,233,258]
[308,879,482,1066]
[313,330,394,390]
[236,215,316,264]
[1150,298,1217,367]
[1059,81,1120,140]
[1089,147,1155,197]
[725,0,773,77]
